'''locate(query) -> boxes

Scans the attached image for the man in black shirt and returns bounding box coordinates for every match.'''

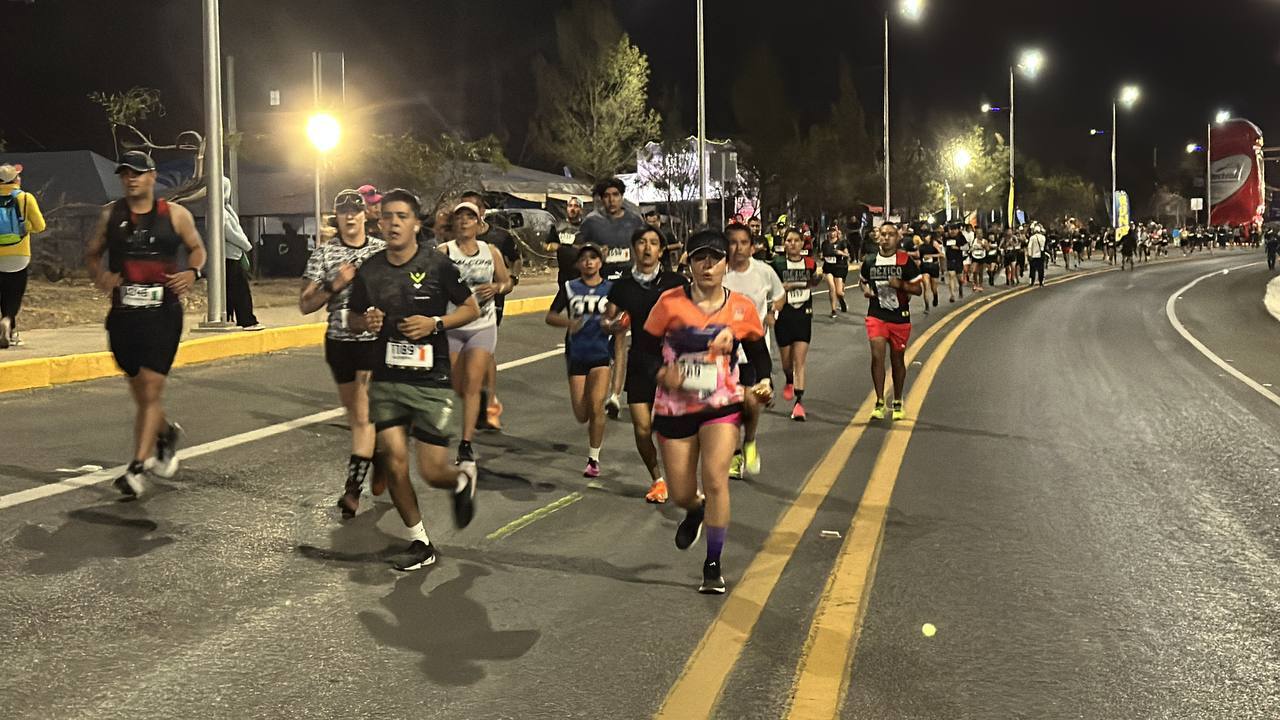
[347,189,482,571]
[859,224,922,421]
[603,227,688,503]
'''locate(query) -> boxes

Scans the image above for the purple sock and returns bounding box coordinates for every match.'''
[705,526,727,563]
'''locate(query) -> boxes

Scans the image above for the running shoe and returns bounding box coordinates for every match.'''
[783,383,794,402]
[675,501,705,550]
[699,559,727,594]
[391,540,437,572]
[830,311,838,319]
[337,484,361,519]
[729,451,744,480]
[645,479,668,504]
[485,398,504,431]
[892,401,905,420]
[0,317,9,349]
[790,402,807,422]
[583,459,601,478]
[932,295,939,307]
[453,460,478,529]
[839,298,848,313]
[113,460,147,498]
[743,440,761,475]
[870,401,887,420]
[146,421,183,479]
[9,330,21,346]
[604,393,621,419]
[457,441,476,463]
[241,323,266,332]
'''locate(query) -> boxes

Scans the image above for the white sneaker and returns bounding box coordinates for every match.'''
[0,317,10,349]
[604,393,621,419]
[241,323,266,332]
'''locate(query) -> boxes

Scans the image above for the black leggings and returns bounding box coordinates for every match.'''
[0,268,28,329]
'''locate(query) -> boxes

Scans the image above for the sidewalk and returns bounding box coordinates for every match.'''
[0,277,558,394]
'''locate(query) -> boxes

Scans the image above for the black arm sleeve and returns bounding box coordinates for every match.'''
[742,337,772,381]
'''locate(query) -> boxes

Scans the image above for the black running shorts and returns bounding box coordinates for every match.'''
[325,338,381,384]
[106,304,183,377]
[624,353,660,405]
[774,304,813,347]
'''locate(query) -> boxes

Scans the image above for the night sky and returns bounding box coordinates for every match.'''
[6,0,1280,207]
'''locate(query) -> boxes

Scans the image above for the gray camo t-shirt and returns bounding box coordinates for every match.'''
[302,236,387,341]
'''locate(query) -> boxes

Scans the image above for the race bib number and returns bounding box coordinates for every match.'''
[787,287,811,305]
[605,246,631,265]
[945,239,957,247]
[385,340,433,370]
[678,358,718,394]
[121,284,164,308]
[875,282,899,311]
[823,256,838,264]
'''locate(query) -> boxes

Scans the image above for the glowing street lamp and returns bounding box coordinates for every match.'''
[1186,142,1203,154]
[900,0,924,21]
[1005,47,1045,227]
[1110,85,1142,227]
[1119,85,1141,108]
[881,0,927,221]
[1017,49,1045,79]
[307,112,341,242]
[953,147,973,170]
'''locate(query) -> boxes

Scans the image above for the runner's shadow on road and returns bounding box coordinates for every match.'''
[451,544,687,590]
[0,463,75,484]
[909,420,1035,443]
[295,504,408,586]
[359,563,539,686]
[12,506,175,575]
[181,377,332,407]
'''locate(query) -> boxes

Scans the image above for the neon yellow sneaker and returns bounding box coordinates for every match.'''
[871,401,887,420]
[892,401,905,420]
[743,440,761,475]
[729,451,744,479]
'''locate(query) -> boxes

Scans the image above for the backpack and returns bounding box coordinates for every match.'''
[0,190,26,247]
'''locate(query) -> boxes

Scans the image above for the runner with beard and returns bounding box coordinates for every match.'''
[644,229,774,593]
[860,224,922,421]
[603,227,688,503]
[86,151,207,498]
[546,243,613,478]
[771,228,823,421]
[723,222,784,479]
[345,189,482,571]
[300,189,387,517]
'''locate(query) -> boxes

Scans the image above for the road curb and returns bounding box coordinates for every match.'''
[0,294,555,394]
[1265,275,1280,324]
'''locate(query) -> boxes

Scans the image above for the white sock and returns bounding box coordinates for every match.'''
[589,446,601,462]
[405,521,429,545]
[653,475,665,485]
[455,467,470,493]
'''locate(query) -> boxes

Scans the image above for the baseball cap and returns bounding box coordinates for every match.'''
[642,207,660,218]
[0,164,21,183]
[334,189,366,211]
[356,184,382,205]
[685,230,728,259]
[452,201,482,217]
[575,241,604,259]
[115,151,156,174]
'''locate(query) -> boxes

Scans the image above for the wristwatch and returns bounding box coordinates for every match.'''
[434,317,446,334]
[190,267,205,281]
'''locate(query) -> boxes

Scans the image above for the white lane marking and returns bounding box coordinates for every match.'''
[0,348,563,511]
[1165,261,1280,409]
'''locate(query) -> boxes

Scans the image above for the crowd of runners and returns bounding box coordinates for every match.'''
[84,153,1278,593]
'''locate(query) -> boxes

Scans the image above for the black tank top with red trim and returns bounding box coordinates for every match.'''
[105,198,183,311]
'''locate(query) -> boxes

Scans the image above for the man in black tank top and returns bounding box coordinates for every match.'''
[85,151,208,499]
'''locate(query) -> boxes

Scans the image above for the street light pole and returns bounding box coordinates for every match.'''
[1205,122,1212,226]
[1008,66,1015,227]
[1110,101,1117,228]
[696,0,707,227]
[201,0,228,326]
[883,13,891,220]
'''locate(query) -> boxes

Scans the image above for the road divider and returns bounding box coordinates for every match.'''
[0,295,556,395]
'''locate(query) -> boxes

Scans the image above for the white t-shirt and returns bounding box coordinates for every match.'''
[725,257,784,354]
[444,239,497,330]
[1027,233,1046,258]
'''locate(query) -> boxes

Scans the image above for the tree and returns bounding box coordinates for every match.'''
[1024,172,1103,222]
[339,132,509,209]
[731,47,799,215]
[88,87,165,158]
[530,0,661,180]
[791,61,880,214]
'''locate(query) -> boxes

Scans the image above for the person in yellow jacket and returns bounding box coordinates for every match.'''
[0,163,46,348]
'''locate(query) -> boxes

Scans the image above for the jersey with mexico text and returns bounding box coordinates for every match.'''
[860,251,922,324]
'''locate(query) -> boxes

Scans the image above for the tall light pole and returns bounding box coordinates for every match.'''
[696,0,707,227]
[307,113,340,242]
[883,0,924,222]
[201,0,228,326]
[1208,110,1230,225]
[1112,85,1141,228]
[1009,49,1044,227]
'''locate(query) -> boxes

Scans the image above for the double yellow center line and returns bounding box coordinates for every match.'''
[657,268,1114,719]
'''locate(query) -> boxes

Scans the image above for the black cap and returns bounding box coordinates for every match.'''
[114,151,156,174]
[575,242,604,259]
[685,230,728,259]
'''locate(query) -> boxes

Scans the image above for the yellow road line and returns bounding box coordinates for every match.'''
[784,267,1110,719]
[485,491,584,542]
[653,301,973,720]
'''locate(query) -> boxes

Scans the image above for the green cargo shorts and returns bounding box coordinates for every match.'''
[368,381,455,447]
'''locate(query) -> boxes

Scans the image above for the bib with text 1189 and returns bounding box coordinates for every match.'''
[385,340,433,370]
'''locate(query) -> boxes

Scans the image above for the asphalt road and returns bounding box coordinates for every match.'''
[2,251,1277,719]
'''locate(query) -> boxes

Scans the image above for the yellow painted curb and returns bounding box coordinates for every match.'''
[0,293,556,395]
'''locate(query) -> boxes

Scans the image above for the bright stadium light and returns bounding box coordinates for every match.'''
[306,113,341,153]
